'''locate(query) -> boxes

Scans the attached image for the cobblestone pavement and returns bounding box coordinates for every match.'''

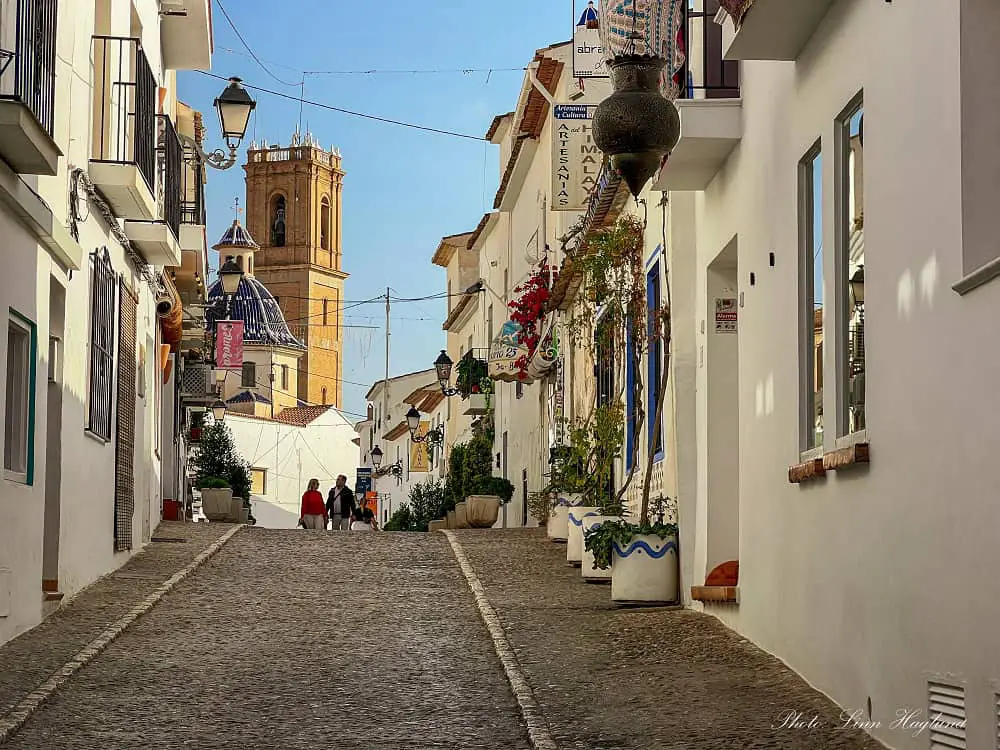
[2,529,530,750]
[0,521,234,720]
[456,529,886,750]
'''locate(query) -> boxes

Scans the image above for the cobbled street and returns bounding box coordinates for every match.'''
[0,525,884,749]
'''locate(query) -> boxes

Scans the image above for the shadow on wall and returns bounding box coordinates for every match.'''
[249,496,300,529]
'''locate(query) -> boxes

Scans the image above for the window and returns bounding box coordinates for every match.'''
[280,364,289,391]
[242,361,256,388]
[838,96,865,436]
[331,291,339,337]
[5,311,35,483]
[799,143,824,451]
[251,468,267,495]
[647,257,664,461]
[322,298,329,326]
[320,197,330,250]
[270,194,286,246]
[516,381,523,400]
[322,387,327,404]
[87,248,116,441]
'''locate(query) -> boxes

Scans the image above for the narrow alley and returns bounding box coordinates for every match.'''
[0,524,883,749]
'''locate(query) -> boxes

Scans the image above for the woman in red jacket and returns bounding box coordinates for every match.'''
[299,478,328,529]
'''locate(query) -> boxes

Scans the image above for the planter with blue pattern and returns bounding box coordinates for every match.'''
[581,515,616,582]
[547,493,583,542]
[566,506,600,566]
[610,533,679,603]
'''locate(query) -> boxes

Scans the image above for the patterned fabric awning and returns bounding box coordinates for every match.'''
[598,0,686,97]
[526,318,559,380]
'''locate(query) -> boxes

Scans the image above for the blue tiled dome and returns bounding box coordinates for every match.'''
[213,219,259,250]
[205,275,304,349]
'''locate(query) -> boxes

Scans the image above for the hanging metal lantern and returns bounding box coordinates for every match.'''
[592,0,685,197]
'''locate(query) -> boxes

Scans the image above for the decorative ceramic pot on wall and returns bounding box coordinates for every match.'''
[200,488,233,522]
[548,493,583,542]
[581,515,615,583]
[610,533,679,604]
[466,495,501,528]
[566,506,600,566]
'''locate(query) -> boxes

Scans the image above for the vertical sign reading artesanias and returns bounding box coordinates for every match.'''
[552,104,600,211]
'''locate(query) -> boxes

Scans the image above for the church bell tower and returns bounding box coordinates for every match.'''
[243,132,347,408]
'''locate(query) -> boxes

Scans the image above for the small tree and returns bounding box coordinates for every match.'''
[192,422,252,502]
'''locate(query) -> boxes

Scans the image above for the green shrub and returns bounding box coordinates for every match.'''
[199,477,230,490]
[192,423,251,501]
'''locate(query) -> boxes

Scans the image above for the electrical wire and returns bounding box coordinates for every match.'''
[213,0,304,88]
[195,70,486,142]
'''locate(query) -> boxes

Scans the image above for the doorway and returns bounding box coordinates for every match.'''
[42,278,65,594]
[703,239,740,582]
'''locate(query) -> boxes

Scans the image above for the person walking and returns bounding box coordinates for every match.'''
[350,506,374,531]
[326,474,356,531]
[299,479,327,530]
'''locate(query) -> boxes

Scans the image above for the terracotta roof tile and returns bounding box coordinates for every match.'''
[275,405,332,426]
[486,112,514,141]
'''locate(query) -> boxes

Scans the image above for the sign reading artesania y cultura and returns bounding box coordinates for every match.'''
[552,104,600,211]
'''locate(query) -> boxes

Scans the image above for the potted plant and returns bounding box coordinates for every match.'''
[198,477,232,521]
[545,445,584,542]
[580,215,679,603]
[192,422,254,525]
[457,354,490,415]
[467,475,514,528]
[527,490,554,529]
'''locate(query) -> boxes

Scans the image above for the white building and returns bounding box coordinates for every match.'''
[0,0,215,644]
[227,406,359,528]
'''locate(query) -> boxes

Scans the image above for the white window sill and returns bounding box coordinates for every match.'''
[84,429,111,445]
[953,257,1000,295]
[3,470,28,484]
[836,430,868,450]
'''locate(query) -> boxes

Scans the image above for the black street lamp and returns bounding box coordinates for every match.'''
[211,399,227,422]
[849,266,865,310]
[370,444,403,484]
[180,77,257,171]
[406,406,444,448]
[434,350,460,397]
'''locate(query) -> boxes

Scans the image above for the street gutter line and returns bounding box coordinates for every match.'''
[443,531,558,750]
[0,524,244,744]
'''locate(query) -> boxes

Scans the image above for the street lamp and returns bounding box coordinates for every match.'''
[370,444,404,484]
[211,399,227,422]
[370,445,384,469]
[180,77,257,171]
[218,255,244,296]
[406,406,444,447]
[434,350,460,397]
[849,266,865,309]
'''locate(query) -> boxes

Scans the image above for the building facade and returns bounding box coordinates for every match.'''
[243,135,347,408]
[0,0,213,645]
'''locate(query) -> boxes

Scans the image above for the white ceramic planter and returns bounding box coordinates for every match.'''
[566,506,600,566]
[463,393,489,416]
[200,488,233,521]
[581,515,614,582]
[466,495,500,528]
[547,493,582,542]
[610,533,679,604]
[455,501,470,529]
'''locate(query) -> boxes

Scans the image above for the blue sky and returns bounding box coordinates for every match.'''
[178,0,572,418]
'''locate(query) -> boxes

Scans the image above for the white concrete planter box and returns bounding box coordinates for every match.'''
[581,515,614,582]
[566,506,600,566]
[447,510,457,529]
[454,501,470,529]
[610,534,679,604]
[547,493,582,542]
[463,393,489,416]
[466,495,500,528]
[200,488,233,521]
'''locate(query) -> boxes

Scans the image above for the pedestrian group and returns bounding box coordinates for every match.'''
[299,475,377,531]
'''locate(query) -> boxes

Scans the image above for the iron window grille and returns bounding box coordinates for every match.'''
[87,247,117,441]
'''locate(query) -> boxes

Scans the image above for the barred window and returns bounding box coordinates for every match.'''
[87,248,116,441]
[242,361,256,388]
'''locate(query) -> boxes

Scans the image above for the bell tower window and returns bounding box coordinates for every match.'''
[320,197,330,251]
[271,194,287,247]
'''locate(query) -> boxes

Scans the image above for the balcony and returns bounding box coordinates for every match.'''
[89,36,157,220]
[653,2,743,192]
[124,115,182,266]
[159,0,212,71]
[722,0,836,61]
[0,0,60,175]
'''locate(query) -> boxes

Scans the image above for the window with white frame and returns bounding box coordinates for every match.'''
[838,96,865,436]
[5,311,34,483]
[799,144,824,451]
[87,248,116,441]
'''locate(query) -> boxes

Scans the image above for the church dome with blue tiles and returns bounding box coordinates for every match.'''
[205,219,304,349]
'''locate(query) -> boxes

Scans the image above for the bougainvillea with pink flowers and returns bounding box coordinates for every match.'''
[507,262,557,376]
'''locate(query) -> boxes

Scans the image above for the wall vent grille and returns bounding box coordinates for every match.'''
[927,680,967,750]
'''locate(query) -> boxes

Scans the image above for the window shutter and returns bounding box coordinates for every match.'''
[114,280,138,552]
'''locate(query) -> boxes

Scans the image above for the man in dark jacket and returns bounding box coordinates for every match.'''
[327,475,356,531]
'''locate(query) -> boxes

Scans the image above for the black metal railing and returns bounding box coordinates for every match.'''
[92,36,157,193]
[457,348,490,398]
[181,143,205,224]
[0,0,57,136]
[678,0,740,100]
[159,115,182,240]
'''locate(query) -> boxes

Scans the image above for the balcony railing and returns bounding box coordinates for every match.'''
[159,114,182,240]
[0,0,57,135]
[457,348,490,399]
[92,35,157,192]
[181,143,205,225]
[678,1,740,99]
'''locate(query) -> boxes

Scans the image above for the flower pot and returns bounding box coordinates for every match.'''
[455,501,470,529]
[229,497,244,523]
[610,533,679,604]
[463,393,489,416]
[200,488,233,521]
[238,506,250,524]
[466,495,500,528]
[447,510,457,529]
[566,506,600,566]
[547,493,582,542]
[581,515,615,583]
[428,519,447,532]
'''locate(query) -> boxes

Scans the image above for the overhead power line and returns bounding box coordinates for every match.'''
[194,70,487,142]
[213,0,303,88]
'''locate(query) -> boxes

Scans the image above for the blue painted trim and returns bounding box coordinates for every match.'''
[644,244,662,273]
[646,261,665,464]
[555,495,584,508]
[568,511,600,526]
[612,538,678,559]
[625,319,636,470]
